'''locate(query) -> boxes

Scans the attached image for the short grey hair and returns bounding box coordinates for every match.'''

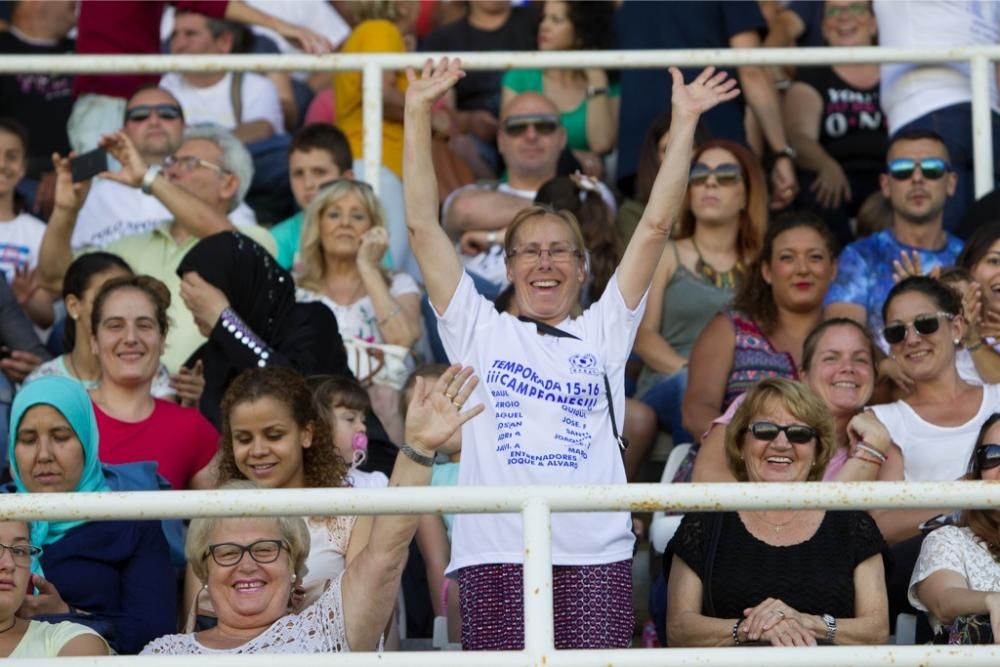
[185,480,310,583]
[182,125,254,211]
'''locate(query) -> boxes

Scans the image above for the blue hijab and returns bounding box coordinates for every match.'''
[8,377,108,572]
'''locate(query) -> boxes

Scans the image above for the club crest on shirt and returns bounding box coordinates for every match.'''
[569,353,601,376]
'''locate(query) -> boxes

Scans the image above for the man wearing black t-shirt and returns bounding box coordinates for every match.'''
[0,1,76,181]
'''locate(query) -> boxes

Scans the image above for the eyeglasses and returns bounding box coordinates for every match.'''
[746,421,817,444]
[824,3,870,19]
[886,158,952,181]
[502,114,560,137]
[689,162,743,186]
[204,539,288,567]
[975,443,1000,473]
[163,154,230,175]
[507,243,583,264]
[0,543,42,568]
[124,104,184,123]
[882,312,954,345]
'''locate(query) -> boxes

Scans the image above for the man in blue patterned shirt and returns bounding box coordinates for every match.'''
[824,129,963,349]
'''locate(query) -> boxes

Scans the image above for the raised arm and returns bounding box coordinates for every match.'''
[341,365,483,651]
[403,58,468,314]
[616,67,739,309]
[38,154,89,292]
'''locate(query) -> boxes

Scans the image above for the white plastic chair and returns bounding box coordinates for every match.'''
[649,443,693,554]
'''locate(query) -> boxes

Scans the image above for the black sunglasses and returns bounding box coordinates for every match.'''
[689,162,742,186]
[882,312,953,345]
[125,104,184,123]
[747,421,817,444]
[975,443,1000,473]
[886,158,951,181]
[503,114,560,137]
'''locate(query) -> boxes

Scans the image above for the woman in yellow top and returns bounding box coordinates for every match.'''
[334,2,418,178]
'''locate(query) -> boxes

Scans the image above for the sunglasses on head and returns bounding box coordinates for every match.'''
[124,104,184,123]
[689,162,742,186]
[882,312,953,345]
[747,421,817,444]
[886,158,951,181]
[975,443,1000,473]
[502,114,560,137]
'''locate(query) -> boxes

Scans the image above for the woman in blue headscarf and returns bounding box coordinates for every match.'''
[8,376,176,654]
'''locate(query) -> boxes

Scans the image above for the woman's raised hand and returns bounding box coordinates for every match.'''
[669,66,740,120]
[846,410,893,457]
[405,57,465,112]
[404,364,484,454]
[357,227,389,268]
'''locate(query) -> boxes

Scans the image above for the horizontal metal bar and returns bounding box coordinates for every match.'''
[1,46,999,74]
[0,481,996,522]
[6,644,1000,666]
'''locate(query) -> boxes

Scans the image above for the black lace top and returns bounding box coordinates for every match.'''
[668,511,886,620]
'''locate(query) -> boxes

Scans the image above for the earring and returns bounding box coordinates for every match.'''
[954,338,962,346]
[291,574,297,583]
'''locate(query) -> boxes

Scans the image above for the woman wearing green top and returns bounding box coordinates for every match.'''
[500,1,618,176]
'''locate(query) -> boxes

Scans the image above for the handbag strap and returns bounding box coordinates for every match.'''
[702,513,723,618]
[517,316,629,452]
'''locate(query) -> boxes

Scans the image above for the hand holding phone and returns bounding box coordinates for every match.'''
[69,148,108,183]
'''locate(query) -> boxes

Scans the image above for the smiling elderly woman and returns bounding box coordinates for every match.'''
[666,378,889,648]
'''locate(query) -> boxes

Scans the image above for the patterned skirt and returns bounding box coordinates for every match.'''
[457,559,634,650]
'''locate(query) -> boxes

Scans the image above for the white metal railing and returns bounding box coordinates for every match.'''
[0,46,996,198]
[3,482,1000,665]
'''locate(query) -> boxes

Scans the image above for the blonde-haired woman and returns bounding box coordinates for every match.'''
[296,180,423,443]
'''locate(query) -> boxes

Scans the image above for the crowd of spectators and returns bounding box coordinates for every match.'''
[0,0,998,656]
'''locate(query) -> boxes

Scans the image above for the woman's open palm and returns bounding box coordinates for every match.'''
[670,66,740,118]
[405,57,465,110]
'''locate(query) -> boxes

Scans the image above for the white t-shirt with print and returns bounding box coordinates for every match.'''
[296,272,420,344]
[0,212,45,284]
[72,178,258,250]
[870,383,1000,481]
[437,271,645,572]
[909,525,1000,633]
[160,72,285,135]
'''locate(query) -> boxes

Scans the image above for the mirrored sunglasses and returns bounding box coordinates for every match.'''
[689,162,742,186]
[886,158,951,181]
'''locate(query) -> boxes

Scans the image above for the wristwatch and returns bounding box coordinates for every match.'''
[775,145,798,162]
[821,613,837,643]
[586,85,609,99]
[141,164,162,194]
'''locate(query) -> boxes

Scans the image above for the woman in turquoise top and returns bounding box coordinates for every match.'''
[633,140,767,444]
[500,1,618,175]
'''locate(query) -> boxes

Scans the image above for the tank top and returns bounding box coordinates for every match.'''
[723,309,798,408]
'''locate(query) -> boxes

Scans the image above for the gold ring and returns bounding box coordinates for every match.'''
[445,392,457,400]
[452,400,462,409]
[775,610,785,618]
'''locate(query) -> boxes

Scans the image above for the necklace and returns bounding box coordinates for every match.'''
[691,238,745,290]
[750,511,800,533]
[0,616,17,634]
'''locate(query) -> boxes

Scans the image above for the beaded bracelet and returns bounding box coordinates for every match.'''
[732,619,743,645]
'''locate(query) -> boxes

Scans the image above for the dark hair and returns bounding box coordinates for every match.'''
[938,266,975,286]
[534,176,622,302]
[961,413,1000,560]
[731,211,839,333]
[559,1,616,51]
[801,317,877,374]
[289,124,354,176]
[310,374,371,415]
[634,112,710,204]
[881,275,963,324]
[219,368,348,489]
[957,221,1000,272]
[887,128,950,162]
[90,275,171,338]
[174,9,245,48]
[0,117,29,215]
[62,253,133,350]
[677,138,768,263]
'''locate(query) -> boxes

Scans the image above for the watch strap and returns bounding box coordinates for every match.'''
[141,164,162,194]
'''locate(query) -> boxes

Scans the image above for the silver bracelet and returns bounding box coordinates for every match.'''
[400,443,434,467]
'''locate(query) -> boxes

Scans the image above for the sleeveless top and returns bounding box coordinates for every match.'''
[723,309,798,408]
[145,573,348,655]
[637,243,733,395]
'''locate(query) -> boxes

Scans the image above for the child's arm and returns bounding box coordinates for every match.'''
[416,513,452,617]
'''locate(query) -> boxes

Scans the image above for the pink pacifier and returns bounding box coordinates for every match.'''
[350,432,368,468]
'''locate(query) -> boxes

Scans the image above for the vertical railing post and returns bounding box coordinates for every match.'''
[970,54,995,199]
[522,499,554,660]
[362,62,383,197]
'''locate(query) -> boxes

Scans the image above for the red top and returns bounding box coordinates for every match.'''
[94,398,219,490]
[74,0,229,99]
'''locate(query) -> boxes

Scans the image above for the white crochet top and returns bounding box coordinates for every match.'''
[142,573,348,654]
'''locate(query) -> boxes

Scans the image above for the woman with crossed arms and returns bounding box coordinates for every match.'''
[402,57,738,650]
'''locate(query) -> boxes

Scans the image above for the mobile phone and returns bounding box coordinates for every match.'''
[69,148,108,183]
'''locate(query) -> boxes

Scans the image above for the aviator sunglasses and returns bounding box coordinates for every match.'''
[689,162,742,186]
[746,421,817,444]
[124,104,184,123]
[886,158,951,181]
[882,312,953,345]
[502,114,560,137]
[974,443,1000,473]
